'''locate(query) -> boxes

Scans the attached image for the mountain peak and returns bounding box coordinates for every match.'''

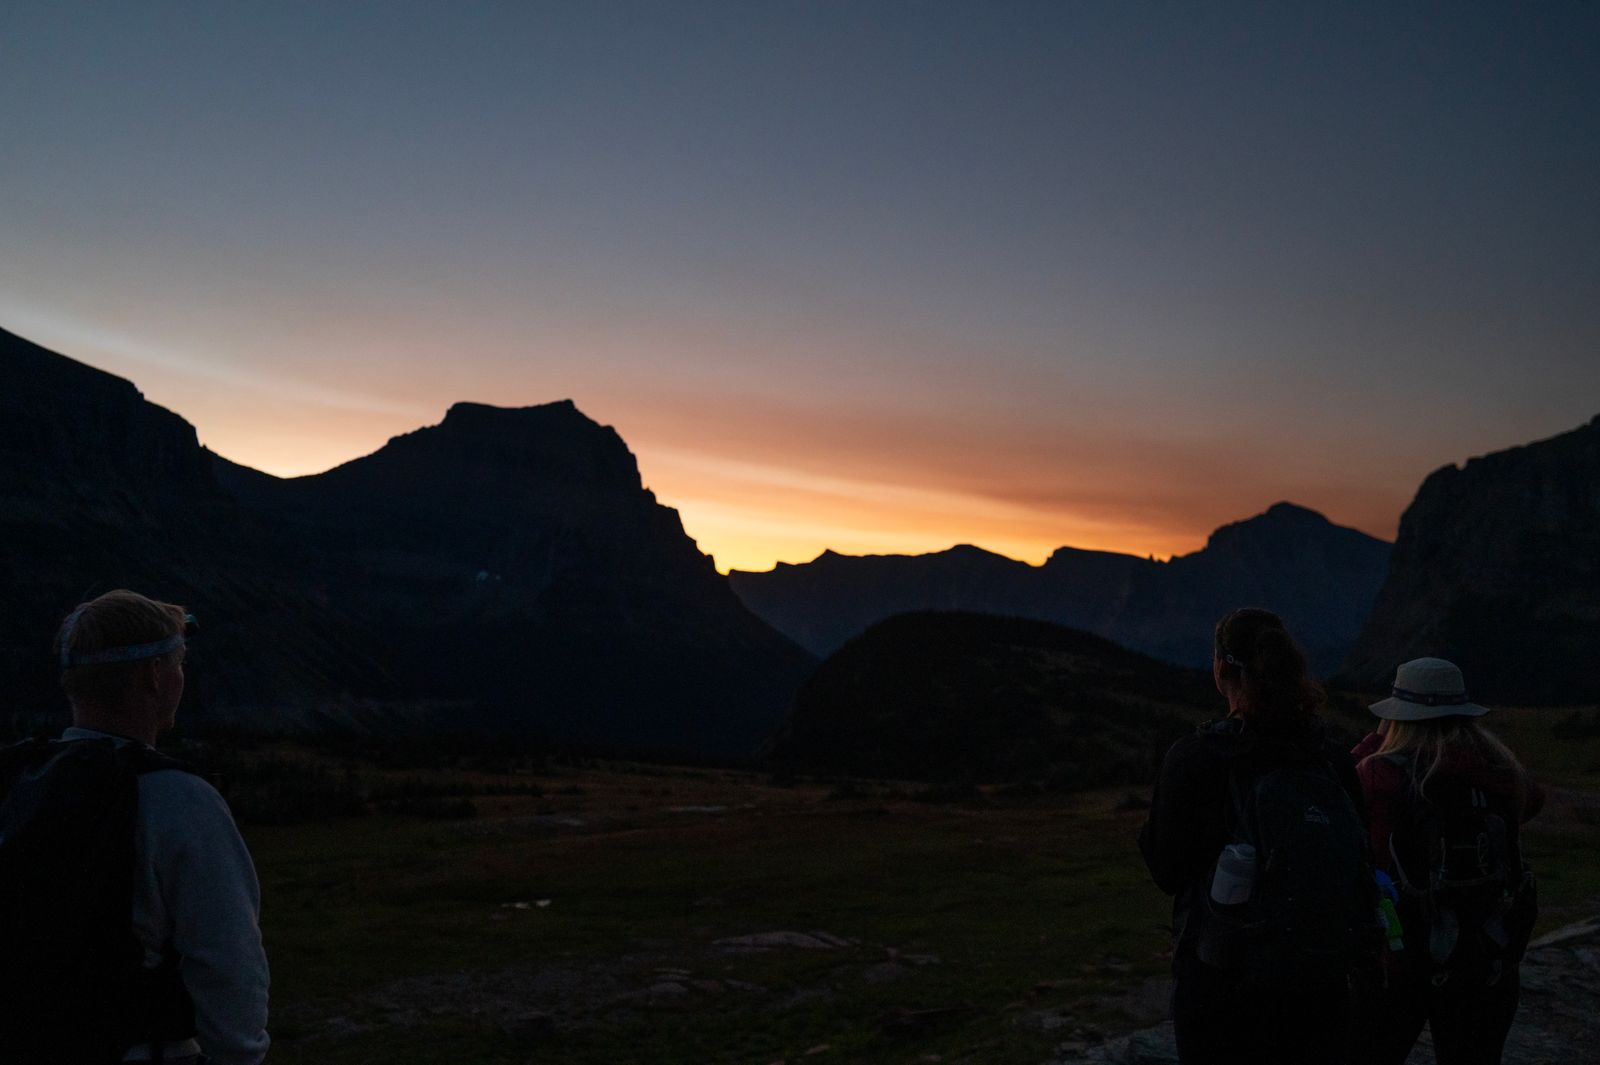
[1261,501,1327,522]
[1197,501,1357,554]
[944,542,1001,558]
[290,396,644,501]
[439,398,587,430]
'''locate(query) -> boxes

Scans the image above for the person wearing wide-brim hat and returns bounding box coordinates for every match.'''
[1366,657,1493,722]
[1349,657,1544,1065]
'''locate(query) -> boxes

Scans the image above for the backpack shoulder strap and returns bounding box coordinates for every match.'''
[1225,758,1256,843]
[0,737,51,780]
[114,744,195,778]
[0,737,50,759]
[1381,754,1424,894]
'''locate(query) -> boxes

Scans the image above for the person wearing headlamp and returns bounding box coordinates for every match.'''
[0,589,269,1065]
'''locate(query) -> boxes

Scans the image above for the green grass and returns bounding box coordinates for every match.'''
[244,730,1600,1065]
[1485,705,1600,792]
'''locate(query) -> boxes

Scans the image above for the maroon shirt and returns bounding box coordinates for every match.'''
[1351,730,1545,879]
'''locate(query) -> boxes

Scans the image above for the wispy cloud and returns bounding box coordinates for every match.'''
[644,446,1062,527]
[0,305,431,418]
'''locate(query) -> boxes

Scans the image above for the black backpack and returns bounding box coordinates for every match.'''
[1384,755,1537,988]
[1193,743,1376,988]
[0,737,197,1064]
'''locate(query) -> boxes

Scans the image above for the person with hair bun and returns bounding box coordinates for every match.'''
[1140,608,1374,1064]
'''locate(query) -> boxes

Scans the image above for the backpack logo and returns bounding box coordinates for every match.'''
[1304,805,1331,825]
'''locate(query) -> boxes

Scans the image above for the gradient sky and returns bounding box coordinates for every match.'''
[3,3,1597,572]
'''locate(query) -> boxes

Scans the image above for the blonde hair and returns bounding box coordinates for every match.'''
[54,590,187,705]
[1372,716,1523,800]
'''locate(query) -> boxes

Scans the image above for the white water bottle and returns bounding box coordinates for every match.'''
[1210,843,1257,906]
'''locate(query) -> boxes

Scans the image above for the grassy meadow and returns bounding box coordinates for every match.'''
[233,704,1599,1065]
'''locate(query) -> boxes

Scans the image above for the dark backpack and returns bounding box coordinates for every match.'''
[1384,755,1537,988]
[1194,749,1375,988]
[0,737,197,1064]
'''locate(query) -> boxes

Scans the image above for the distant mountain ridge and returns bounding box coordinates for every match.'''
[0,326,814,759]
[1342,414,1600,704]
[730,502,1392,675]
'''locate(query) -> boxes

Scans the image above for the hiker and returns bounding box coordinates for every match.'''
[0,590,269,1064]
[1139,608,1373,1065]
[1349,657,1542,1065]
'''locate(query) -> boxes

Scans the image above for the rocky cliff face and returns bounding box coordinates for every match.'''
[1342,415,1600,704]
[731,503,1391,675]
[0,327,813,758]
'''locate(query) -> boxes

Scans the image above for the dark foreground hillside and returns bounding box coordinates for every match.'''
[768,611,1219,786]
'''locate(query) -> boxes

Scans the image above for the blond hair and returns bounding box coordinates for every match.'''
[1372,716,1523,800]
[55,590,187,705]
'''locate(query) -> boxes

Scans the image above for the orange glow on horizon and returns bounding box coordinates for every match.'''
[206,422,1215,572]
[13,317,1401,576]
[185,401,1398,576]
[227,435,1199,572]
[636,449,1199,573]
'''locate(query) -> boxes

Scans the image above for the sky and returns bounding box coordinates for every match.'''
[2,2,1597,572]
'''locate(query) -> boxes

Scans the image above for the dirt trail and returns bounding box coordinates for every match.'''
[1049,916,1600,1065]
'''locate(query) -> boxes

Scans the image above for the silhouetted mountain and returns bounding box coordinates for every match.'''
[0,331,216,495]
[768,612,1217,785]
[0,326,813,758]
[0,327,390,722]
[213,399,816,755]
[1341,415,1600,704]
[730,503,1390,674]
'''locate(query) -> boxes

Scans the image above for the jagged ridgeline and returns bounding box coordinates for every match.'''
[0,327,815,759]
[730,503,1392,677]
[768,611,1219,786]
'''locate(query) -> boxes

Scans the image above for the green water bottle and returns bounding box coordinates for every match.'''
[1378,897,1405,952]
[1375,870,1404,952]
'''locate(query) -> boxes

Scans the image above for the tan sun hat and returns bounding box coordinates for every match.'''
[1368,657,1490,721]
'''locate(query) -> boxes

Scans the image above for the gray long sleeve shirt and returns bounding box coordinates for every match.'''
[62,728,271,1064]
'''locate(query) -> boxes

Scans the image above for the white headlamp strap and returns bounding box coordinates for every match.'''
[59,603,186,668]
[66,634,186,667]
